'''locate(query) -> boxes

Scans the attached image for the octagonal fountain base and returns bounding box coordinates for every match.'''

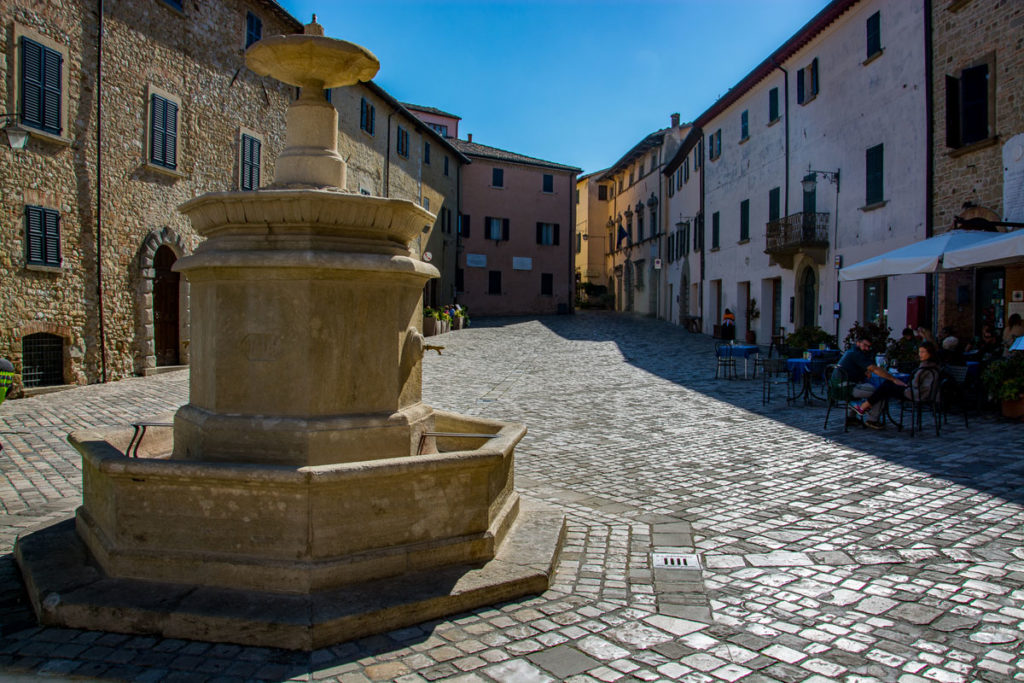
[14,410,565,650]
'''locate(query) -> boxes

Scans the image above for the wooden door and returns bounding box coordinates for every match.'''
[153,246,180,366]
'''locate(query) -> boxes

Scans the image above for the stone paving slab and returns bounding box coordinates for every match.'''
[1,312,1022,682]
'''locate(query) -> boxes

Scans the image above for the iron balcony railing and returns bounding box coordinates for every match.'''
[765,212,831,253]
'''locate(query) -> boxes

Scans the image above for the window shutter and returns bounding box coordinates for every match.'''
[41,46,62,134]
[769,187,780,222]
[20,38,44,131]
[866,144,884,205]
[960,64,989,145]
[484,216,492,239]
[715,131,721,158]
[502,218,510,242]
[810,58,819,96]
[866,12,881,58]
[945,75,961,148]
[43,209,60,265]
[369,104,375,134]
[165,99,178,169]
[769,87,778,121]
[252,137,261,188]
[151,95,165,166]
[553,224,560,245]
[26,206,44,264]
[462,214,470,238]
[796,69,805,104]
[536,222,543,244]
[360,99,367,130]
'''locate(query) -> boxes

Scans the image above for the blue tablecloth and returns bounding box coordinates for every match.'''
[721,344,760,359]
[786,358,812,383]
[806,348,840,359]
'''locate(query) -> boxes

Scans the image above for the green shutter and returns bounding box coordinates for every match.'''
[26,206,44,264]
[866,12,881,58]
[866,144,884,205]
[43,209,60,265]
[740,200,749,241]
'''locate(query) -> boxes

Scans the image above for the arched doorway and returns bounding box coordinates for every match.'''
[153,245,180,366]
[800,267,817,329]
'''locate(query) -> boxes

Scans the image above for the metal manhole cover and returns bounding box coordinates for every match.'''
[652,552,701,569]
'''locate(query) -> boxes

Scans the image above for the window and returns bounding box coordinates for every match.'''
[769,187,781,223]
[360,98,376,135]
[541,273,554,296]
[769,87,779,122]
[638,162,644,177]
[668,177,675,198]
[618,178,624,193]
[429,122,448,137]
[797,58,819,105]
[668,234,674,262]
[598,185,608,201]
[536,222,560,245]
[240,133,261,191]
[149,91,179,170]
[740,110,749,141]
[637,210,644,241]
[946,59,993,148]
[708,129,722,160]
[396,126,409,157]
[22,333,63,387]
[694,139,702,169]
[629,170,635,185]
[324,88,332,103]
[625,215,633,244]
[683,158,689,183]
[576,232,582,254]
[635,261,645,289]
[455,267,464,292]
[444,156,449,176]
[682,222,689,256]
[492,168,504,187]
[485,216,509,241]
[422,197,429,211]
[424,141,431,164]
[739,200,750,242]
[19,36,63,136]
[651,151,657,169]
[460,214,470,238]
[650,206,657,236]
[864,278,887,324]
[712,212,720,249]
[866,143,884,205]
[245,12,262,48]
[542,174,553,193]
[25,205,61,267]
[488,270,502,295]
[866,11,881,60]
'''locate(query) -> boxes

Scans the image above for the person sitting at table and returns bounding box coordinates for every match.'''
[838,336,907,430]
[853,341,939,424]
[967,324,1003,359]
[1004,314,1024,346]
[721,308,736,340]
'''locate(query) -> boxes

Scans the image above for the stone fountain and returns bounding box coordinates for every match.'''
[15,19,564,651]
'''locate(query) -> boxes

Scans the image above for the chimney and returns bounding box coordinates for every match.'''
[670,113,680,128]
[467,133,473,143]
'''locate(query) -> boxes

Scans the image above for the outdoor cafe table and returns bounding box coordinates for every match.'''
[721,344,760,378]
[786,358,827,403]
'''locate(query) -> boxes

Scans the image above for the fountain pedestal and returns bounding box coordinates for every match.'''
[14,18,564,650]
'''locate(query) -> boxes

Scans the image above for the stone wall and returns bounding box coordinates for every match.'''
[0,0,298,391]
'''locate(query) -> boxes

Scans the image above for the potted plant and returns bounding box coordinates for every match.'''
[843,320,892,355]
[422,307,439,336]
[440,309,452,334]
[745,298,760,344]
[452,308,463,330]
[982,352,1024,419]
[786,326,838,356]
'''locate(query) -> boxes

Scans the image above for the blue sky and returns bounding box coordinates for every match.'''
[275,0,830,175]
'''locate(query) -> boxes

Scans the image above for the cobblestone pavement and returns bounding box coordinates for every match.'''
[1,312,1022,682]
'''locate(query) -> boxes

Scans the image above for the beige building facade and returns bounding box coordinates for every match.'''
[1,0,300,393]
[574,171,611,298]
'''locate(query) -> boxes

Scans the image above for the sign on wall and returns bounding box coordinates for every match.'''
[513,257,533,271]
[466,254,487,268]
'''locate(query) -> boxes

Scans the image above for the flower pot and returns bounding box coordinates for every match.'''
[1000,397,1024,419]
[452,317,463,330]
[441,320,450,334]
[422,317,437,336]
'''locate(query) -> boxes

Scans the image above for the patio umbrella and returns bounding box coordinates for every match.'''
[942,228,1024,269]
[838,230,1001,281]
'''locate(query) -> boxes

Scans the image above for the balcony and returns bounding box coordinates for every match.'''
[765,212,830,269]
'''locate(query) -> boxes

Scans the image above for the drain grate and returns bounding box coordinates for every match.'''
[652,552,701,570]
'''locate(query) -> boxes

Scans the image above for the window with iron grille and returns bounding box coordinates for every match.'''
[245,12,262,48]
[240,134,261,191]
[150,94,178,170]
[25,205,61,267]
[541,273,553,296]
[20,36,63,136]
[360,98,375,135]
[22,332,63,387]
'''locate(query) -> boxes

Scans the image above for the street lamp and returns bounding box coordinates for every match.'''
[802,166,841,338]
[0,113,29,150]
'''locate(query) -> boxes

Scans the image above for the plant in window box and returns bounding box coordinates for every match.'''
[422,307,440,337]
[745,298,760,344]
[981,351,1024,419]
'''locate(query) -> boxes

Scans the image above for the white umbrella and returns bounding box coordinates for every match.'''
[838,230,1001,281]
[942,228,1024,269]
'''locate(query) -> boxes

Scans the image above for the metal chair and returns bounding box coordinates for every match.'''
[824,364,854,432]
[897,366,941,436]
[939,365,976,428]
[715,342,737,380]
[761,358,793,406]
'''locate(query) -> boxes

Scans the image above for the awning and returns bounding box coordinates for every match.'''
[838,230,1002,281]
[942,229,1024,269]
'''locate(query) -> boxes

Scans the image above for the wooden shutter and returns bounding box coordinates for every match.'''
[151,95,165,165]
[796,69,805,104]
[26,206,44,264]
[866,144,884,205]
[536,222,543,244]
[484,216,492,239]
[960,64,989,145]
[866,12,881,58]
[165,99,178,169]
[553,224,560,245]
[360,98,367,130]
[20,38,62,134]
[769,87,778,121]
[502,218,510,242]
[41,46,62,134]
[740,200,749,241]
[769,187,780,222]
[43,209,60,265]
[945,75,961,148]
[667,235,674,263]
[151,95,177,169]
[810,58,819,96]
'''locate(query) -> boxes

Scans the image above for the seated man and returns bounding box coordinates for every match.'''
[837,337,906,430]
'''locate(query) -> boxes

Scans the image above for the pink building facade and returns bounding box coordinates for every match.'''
[451,139,580,316]
[403,104,460,141]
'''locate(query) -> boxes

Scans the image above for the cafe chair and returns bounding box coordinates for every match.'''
[761,358,793,406]
[715,342,738,380]
[897,366,942,436]
[823,364,854,432]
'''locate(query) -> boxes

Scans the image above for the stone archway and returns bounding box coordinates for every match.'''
[138,227,191,375]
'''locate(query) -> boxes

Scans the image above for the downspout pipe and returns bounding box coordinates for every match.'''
[96,0,107,382]
[924,0,936,329]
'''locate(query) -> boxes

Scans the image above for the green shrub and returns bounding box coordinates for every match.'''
[982,352,1024,401]
[786,326,837,352]
[843,320,892,354]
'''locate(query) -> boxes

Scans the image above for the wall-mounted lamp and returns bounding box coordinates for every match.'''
[0,113,29,151]
[801,166,840,194]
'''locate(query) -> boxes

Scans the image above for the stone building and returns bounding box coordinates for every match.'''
[574,170,612,298]
[330,90,469,307]
[931,0,1024,338]
[450,137,580,316]
[0,0,301,393]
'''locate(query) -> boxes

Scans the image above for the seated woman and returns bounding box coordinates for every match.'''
[853,341,940,425]
[721,308,736,340]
